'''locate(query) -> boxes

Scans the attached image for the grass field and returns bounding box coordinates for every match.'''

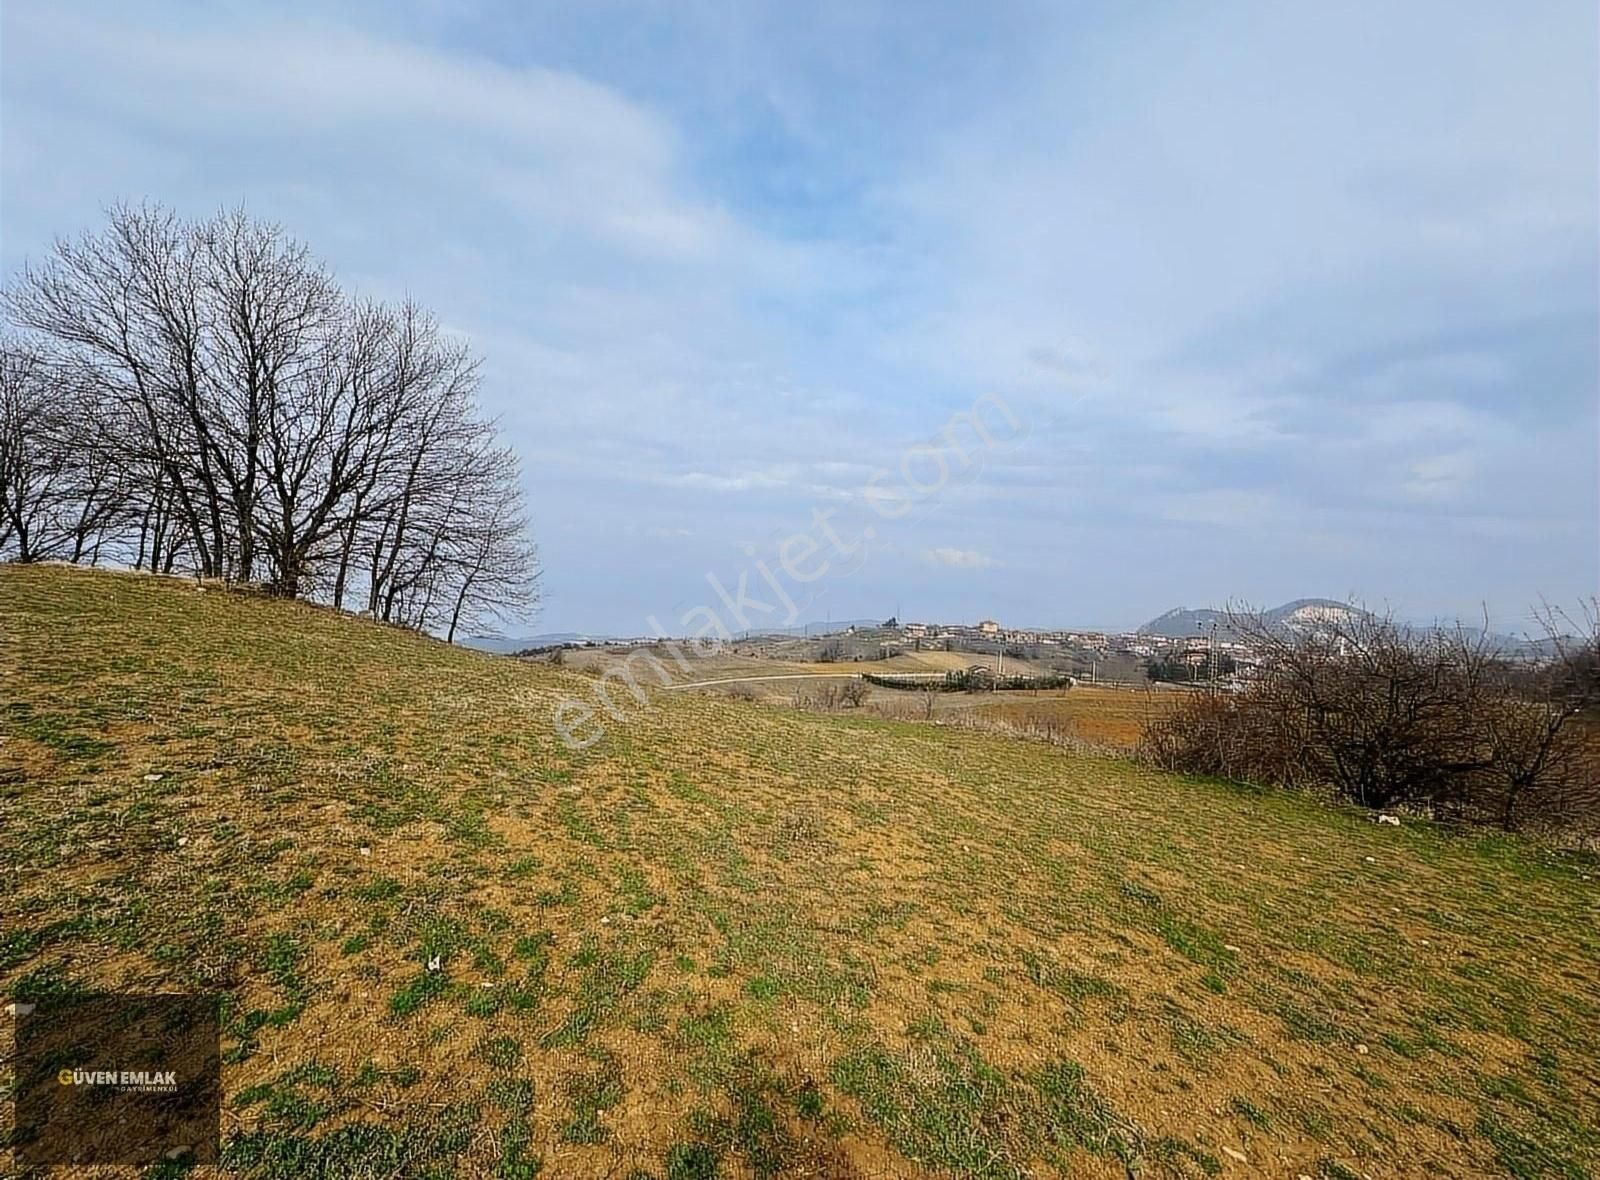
[3,565,1598,1178]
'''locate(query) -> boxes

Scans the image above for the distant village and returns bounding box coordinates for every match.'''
[871,617,1259,683]
[516,615,1264,687]
[511,610,1268,685]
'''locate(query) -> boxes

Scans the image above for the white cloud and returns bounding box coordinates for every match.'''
[1,0,1592,630]
[620,524,696,540]
[1155,490,1281,528]
[1,6,744,271]
[923,547,995,569]
[1401,452,1476,502]
[1364,400,1499,447]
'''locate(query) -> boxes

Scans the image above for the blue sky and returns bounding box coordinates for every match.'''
[3,1,1595,634]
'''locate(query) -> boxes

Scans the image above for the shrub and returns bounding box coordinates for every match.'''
[1139,604,1600,833]
[1140,690,1317,793]
[794,683,840,710]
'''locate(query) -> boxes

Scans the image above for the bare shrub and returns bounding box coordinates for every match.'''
[992,705,1081,746]
[937,707,1111,756]
[1140,690,1315,791]
[793,683,841,710]
[1140,603,1600,833]
[839,680,869,708]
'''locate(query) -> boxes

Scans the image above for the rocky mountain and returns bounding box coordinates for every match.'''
[1139,598,1366,640]
[1138,600,1558,656]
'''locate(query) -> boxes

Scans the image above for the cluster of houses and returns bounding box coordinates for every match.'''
[900,618,1118,649]
[891,617,1264,681]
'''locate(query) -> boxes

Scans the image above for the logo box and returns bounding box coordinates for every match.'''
[13,993,221,1165]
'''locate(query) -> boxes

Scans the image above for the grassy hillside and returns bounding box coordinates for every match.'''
[2,565,1597,1179]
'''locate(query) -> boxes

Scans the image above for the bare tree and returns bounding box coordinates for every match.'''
[1476,600,1600,831]
[438,442,540,643]
[254,299,395,597]
[6,205,224,575]
[352,304,483,620]
[0,337,71,561]
[196,208,342,585]
[2,203,541,636]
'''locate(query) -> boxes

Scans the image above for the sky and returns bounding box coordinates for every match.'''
[2,0,1596,636]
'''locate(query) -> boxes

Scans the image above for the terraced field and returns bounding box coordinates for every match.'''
[2,565,1597,1178]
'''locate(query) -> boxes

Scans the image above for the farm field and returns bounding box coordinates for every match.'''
[968,689,1181,750]
[559,645,1050,682]
[3,565,1598,1178]
[565,644,1173,751]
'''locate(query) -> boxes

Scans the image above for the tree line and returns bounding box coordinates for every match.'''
[1145,652,1237,683]
[860,669,1075,692]
[0,204,537,641]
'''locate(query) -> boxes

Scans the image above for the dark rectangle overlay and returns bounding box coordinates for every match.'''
[13,992,221,1165]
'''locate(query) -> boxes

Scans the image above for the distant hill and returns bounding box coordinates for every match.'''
[462,618,885,654]
[1139,598,1366,640]
[734,619,885,640]
[461,632,619,654]
[1139,600,1557,656]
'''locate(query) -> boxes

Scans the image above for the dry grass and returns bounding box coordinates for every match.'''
[969,687,1183,749]
[2,564,1598,1179]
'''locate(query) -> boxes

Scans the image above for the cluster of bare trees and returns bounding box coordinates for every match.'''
[1141,605,1600,835]
[0,204,537,641]
[789,679,870,710]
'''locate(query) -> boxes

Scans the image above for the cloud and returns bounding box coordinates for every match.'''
[1155,490,1281,528]
[620,524,697,541]
[1,0,1592,631]
[1400,453,1477,503]
[923,547,995,569]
